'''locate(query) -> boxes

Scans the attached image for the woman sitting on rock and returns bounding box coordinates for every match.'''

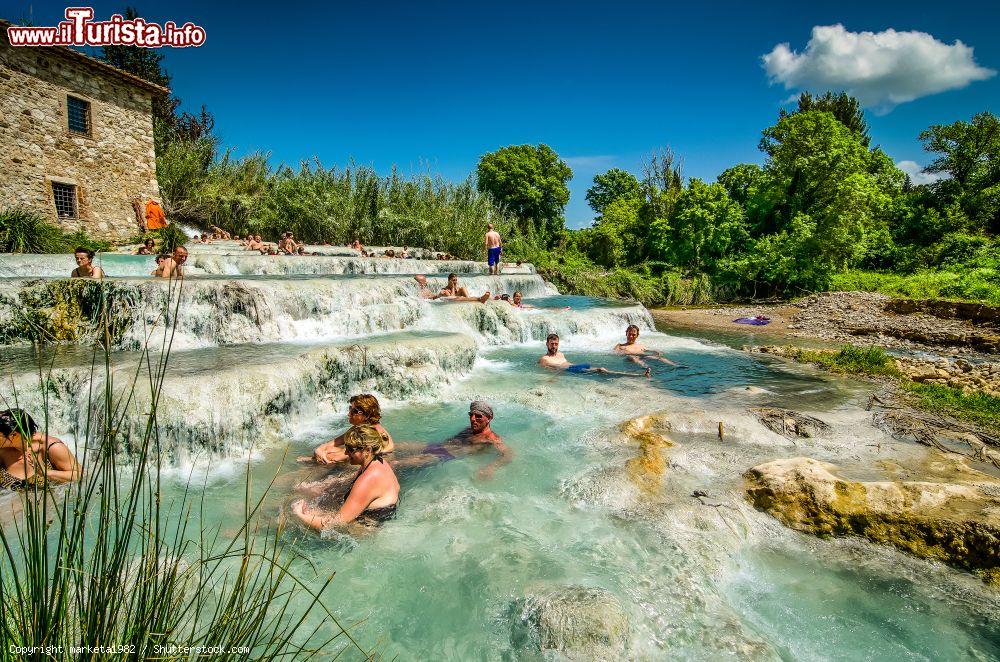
[0,409,80,490]
[292,424,399,528]
[306,394,395,464]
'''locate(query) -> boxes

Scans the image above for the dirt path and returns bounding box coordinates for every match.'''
[652,304,800,341]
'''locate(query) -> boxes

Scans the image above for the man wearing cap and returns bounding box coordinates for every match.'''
[465,400,511,480]
[399,401,512,479]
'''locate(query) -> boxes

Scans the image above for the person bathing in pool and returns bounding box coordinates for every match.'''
[0,409,81,490]
[613,324,679,367]
[508,291,571,311]
[301,394,395,465]
[291,424,399,529]
[405,401,512,480]
[539,333,650,378]
[439,273,490,303]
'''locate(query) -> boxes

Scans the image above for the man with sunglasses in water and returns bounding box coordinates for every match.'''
[407,401,513,480]
[463,401,511,480]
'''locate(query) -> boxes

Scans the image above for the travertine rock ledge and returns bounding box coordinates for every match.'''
[744,457,1000,584]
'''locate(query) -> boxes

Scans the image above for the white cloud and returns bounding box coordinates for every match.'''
[763,24,995,112]
[896,160,946,185]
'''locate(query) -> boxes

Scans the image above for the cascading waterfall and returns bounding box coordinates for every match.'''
[1,241,996,659]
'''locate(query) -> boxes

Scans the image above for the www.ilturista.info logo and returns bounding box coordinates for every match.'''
[6,7,206,47]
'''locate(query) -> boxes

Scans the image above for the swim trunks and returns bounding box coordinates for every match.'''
[424,444,455,461]
[566,364,591,373]
[488,246,502,266]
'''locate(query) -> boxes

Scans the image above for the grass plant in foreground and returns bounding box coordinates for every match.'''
[0,278,376,661]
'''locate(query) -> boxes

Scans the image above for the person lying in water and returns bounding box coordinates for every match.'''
[414,274,440,300]
[613,324,679,367]
[401,401,512,480]
[508,291,570,311]
[71,247,105,279]
[291,424,399,529]
[302,394,395,465]
[439,273,490,303]
[0,409,81,490]
[539,333,650,378]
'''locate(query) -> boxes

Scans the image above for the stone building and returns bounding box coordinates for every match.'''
[0,20,168,241]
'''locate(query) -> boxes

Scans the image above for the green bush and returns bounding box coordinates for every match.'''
[0,208,110,254]
[902,382,1000,432]
[787,344,902,378]
[156,140,520,259]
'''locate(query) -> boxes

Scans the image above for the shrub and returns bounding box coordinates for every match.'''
[0,208,109,254]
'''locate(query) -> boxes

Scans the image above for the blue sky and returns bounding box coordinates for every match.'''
[4,0,998,227]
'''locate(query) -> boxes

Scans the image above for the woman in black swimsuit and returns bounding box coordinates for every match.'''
[291,425,399,529]
[0,409,80,490]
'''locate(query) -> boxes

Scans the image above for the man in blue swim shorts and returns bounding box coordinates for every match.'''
[538,333,650,378]
[485,223,503,275]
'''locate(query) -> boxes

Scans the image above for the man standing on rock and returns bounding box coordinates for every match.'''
[485,223,502,275]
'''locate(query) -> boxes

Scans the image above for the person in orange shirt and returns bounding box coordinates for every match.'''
[145,200,167,230]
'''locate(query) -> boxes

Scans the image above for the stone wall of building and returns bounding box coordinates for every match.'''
[0,37,160,241]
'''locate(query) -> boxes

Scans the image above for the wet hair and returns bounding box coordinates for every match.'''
[343,424,385,454]
[626,324,640,334]
[499,293,510,301]
[546,333,559,342]
[447,273,458,280]
[74,247,94,259]
[348,394,381,424]
[0,409,38,438]
[513,291,522,298]
[155,254,169,263]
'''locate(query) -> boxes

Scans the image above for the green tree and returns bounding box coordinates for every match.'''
[476,144,572,242]
[717,163,772,235]
[101,7,214,149]
[780,91,870,147]
[586,168,642,214]
[757,110,892,288]
[648,179,748,273]
[591,197,645,267]
[919,111,1000,233]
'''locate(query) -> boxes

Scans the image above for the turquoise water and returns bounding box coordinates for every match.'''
[727,544,1000,661]
[2,248,997,659]
[151,338,997,659]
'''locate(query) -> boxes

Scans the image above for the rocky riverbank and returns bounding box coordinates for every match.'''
[654,291,1000,357]
[749,344,1000,398]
